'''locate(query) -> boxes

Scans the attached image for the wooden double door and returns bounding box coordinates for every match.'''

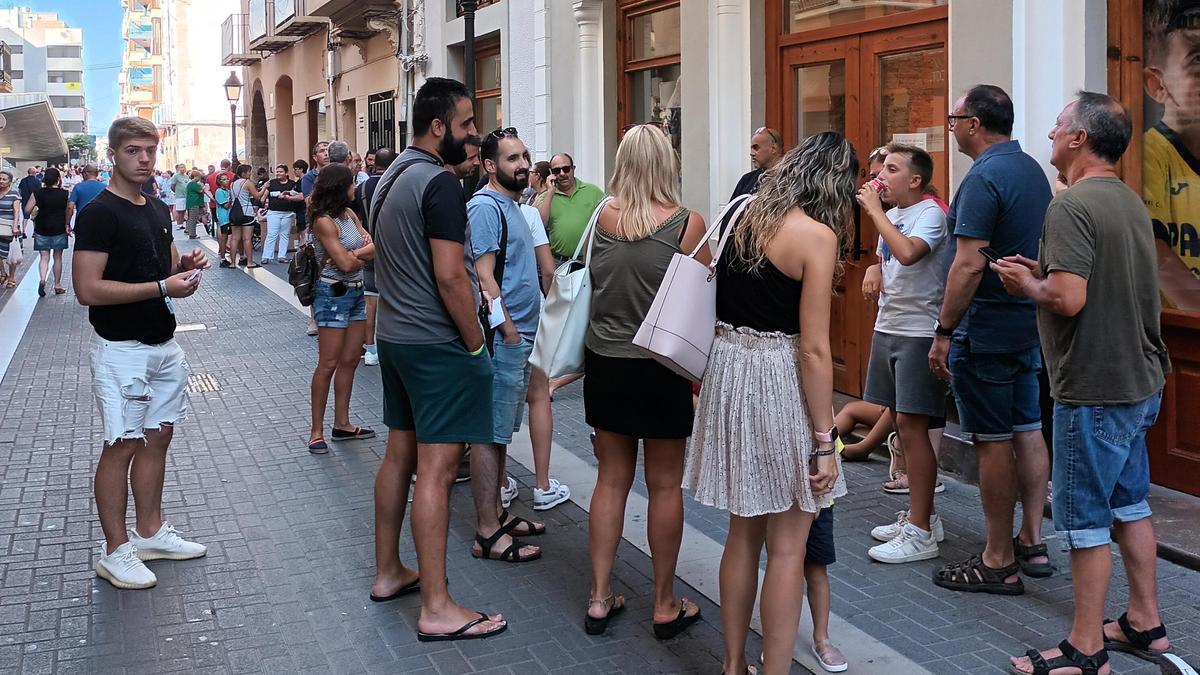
[768,19,948,396]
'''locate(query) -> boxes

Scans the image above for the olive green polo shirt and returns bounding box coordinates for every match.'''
[541,180,606,258]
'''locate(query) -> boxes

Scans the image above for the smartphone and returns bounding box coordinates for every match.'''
[185,268,202,282]
[978,247,1001,264]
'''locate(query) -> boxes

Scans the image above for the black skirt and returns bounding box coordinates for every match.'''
[583,348,694,439]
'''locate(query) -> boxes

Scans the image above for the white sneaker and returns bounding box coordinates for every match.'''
[129,523,207,561]
[868,523,939,564]
[95,542,157,589]
[363,350,379,366]
[532,478,571,511]
[870,510,945,543]
[500,475,518,509]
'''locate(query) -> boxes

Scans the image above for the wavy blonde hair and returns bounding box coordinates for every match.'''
[608,124,681,240]
[733,131,858,269]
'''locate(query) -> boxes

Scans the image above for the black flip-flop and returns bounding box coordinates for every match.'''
[417,612,506,642]
[653,600,701,640]
[368,578,420,603]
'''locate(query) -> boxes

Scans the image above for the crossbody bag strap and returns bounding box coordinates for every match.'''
[708,195,756,275]
[366,159,423,237]
[575,196,614,267]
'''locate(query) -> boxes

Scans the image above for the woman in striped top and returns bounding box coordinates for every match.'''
[306,163,376,453]
[0,170,25,288]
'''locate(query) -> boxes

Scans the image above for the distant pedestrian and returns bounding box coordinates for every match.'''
[185,170,205,238]
[225,164,263,268]
[583,125,708,638]
[263,164,303,264]
[68,165,106,223]
[290,159,309,251]
[729,126,783,199]
[18,167,41,216]
[306,163,375,453]
[28,167,70,297]
[214,174,232,248]
[521,161,550,206]
[169,163,189,230]
[73,116,209,590]
[352,148,395,367]
[0,170,24,288]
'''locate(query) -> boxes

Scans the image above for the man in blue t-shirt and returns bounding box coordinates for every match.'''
[300,141,329,199]
[467,129,547,546]
[929,85,1054,597]
[66,164,106,225]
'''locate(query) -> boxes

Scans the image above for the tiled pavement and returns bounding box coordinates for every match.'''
[0,233,1198,674]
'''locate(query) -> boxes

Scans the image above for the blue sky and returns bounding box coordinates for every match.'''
[2,0,122,135]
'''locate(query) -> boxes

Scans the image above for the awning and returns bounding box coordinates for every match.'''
[0,94,69,162]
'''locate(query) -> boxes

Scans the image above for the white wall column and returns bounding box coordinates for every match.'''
[573,0,605,186]
[708,0,752,218]
[532,0,551,161]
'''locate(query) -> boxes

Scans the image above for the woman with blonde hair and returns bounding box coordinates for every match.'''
[683,131,856,675]
[582,124,709,638]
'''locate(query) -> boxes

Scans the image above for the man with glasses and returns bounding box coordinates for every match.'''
[928,84,1054,597]
[730,126,784,199]
[535,152,605,260]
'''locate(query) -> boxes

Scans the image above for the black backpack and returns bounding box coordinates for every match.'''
[288,240,320,306]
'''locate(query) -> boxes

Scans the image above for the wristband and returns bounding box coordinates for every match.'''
[157,280,167,298]
[469,344,485,356]
[814,425,839,444]
[813,448,836,457]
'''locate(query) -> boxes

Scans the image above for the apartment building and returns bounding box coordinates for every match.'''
[0,7,87,136]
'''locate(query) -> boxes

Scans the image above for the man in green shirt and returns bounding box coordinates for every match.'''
[536,153,605,259]
[169,163,190,229]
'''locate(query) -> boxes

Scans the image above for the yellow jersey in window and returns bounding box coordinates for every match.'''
[1143,122,1200,280]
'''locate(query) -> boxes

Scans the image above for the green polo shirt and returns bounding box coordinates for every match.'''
[542,180,605,258]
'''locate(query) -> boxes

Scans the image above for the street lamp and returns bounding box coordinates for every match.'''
[224,70,242,166]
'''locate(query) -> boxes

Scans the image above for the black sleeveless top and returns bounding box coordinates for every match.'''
[715,242,803,334]
[34,187,69,236]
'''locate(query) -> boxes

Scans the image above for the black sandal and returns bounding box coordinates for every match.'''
[417,612,507,642]
[499,509,545,536]
[1013,537,1054,578]
[584,593,626,635]
[1009,639,1107,675]
[472,518,541,563]
[1103,612,1168,662]
[653,598,701,640]
[933,555,1025,595]
[368,577,420,602]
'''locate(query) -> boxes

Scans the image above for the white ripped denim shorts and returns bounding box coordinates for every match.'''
[90,337,190,445]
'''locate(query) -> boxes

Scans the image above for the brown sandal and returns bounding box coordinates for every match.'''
[933,555,1024,595]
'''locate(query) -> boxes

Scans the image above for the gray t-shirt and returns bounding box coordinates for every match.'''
[373,147,480,345]
[1038,177,1170,405]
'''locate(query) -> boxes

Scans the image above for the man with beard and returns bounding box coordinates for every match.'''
[729,126,783,199]
[368,77,509,642]
[536,151,605,260]
[467,128,547,561]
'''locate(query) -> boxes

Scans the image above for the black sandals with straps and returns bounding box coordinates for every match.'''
[933,555,1025,595]
[1010,639,1108,675]
[1103,612,1169,662]
[1013,537,1054,578]
[472,517,542,563]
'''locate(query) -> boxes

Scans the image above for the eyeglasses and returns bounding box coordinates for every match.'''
[947,114,974,129]
[550,165,574,175]
[489,127,518,139]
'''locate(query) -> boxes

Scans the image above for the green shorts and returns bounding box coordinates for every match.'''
[377,339,494,444]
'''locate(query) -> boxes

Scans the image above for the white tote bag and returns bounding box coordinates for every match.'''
[528,196,613,379]
[632,195,755,382]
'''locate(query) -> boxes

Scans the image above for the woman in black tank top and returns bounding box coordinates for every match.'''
[683,132,858,675]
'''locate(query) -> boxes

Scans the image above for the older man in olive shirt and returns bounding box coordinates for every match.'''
[995,92,1173,675]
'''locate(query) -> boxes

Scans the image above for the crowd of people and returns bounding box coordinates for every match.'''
[41,68,1192,675]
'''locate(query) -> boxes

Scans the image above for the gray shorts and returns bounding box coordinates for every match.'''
[863,331,947,418]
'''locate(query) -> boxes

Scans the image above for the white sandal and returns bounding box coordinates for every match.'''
[812,640,849,672]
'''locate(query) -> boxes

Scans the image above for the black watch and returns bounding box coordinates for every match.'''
[933,320,956,338]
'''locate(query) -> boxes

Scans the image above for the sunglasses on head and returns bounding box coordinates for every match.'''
[550,165,573,175]
[489,127,518,140]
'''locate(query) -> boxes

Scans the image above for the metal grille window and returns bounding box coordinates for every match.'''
[368,91,396,152]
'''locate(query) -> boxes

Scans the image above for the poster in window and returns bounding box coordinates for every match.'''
[1142,0,1200,310]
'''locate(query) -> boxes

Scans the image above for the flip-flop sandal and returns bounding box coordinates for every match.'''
[933,555,1024,596]
[472,519,541,563]
[1009,638,1108,675]
[369,577,420,602]
[584,594,626,635]
[1013,537,1054,578]
[499,509,545,536]
[653,598,701,640]
[1103,612,1169,662]
[417,612,507,642]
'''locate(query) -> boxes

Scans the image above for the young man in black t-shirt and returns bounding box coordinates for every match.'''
[73,117,211,590]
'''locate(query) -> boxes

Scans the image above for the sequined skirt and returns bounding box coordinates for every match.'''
[683,323,847,517]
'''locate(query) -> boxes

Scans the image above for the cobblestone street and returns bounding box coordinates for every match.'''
[0,237,1198,674]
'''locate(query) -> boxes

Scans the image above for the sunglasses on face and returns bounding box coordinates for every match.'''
[551,165,574,175]
[489,127,518,140]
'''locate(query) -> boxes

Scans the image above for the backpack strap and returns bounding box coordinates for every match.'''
[474,192,509,291]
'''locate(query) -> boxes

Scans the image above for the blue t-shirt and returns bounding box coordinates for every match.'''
[215,188,231,225]
[69,179,106,212]
[468,187,542,340]
[300,169,319,197]
[947,140,1052,353]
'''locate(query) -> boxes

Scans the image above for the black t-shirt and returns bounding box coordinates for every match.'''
[74,190,176,344]
[267,178,298,211]
[729,169,763,200]
[33,187,69,235]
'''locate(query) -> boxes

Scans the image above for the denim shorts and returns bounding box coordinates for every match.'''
[34,233,68,251]
[313,281,366,329]
[1052,391,1161,549]
[89,337,189,446]
[491,336,534,445]
[949,338,1042,442]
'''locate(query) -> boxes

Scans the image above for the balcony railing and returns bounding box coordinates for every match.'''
[221,14,260,67]
[248,0,303,52]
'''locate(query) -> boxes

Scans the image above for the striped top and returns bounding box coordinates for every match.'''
[0,189,21,230]
[314,211,366,283]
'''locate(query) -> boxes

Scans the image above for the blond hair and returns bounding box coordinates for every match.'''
[107,117,158,151]
[608,125,680,241]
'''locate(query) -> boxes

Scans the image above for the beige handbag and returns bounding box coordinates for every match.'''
[0,217,13,240]
[631,195,755,382]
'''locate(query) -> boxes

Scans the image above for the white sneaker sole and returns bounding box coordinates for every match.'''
[883,481,946,495]
[95,561,157,589]
[871,525,946,543]
[868,546,940,564]
[1160,653,1199,675]
[135,548,207,561]
[533,492,570,511]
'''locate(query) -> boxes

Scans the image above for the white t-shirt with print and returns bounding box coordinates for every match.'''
[874,199,954,338]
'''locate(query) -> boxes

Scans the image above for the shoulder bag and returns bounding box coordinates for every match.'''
[631,194,755,382]
[229,180,254,226]
[528,196,613,379]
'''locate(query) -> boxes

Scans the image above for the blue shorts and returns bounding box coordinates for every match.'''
[1052,391,1160,550]
[805,507,836,566]
[491,336,534,445]
[313,281,366,329]
[949,339,1042,442]
[34,233,68,251]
